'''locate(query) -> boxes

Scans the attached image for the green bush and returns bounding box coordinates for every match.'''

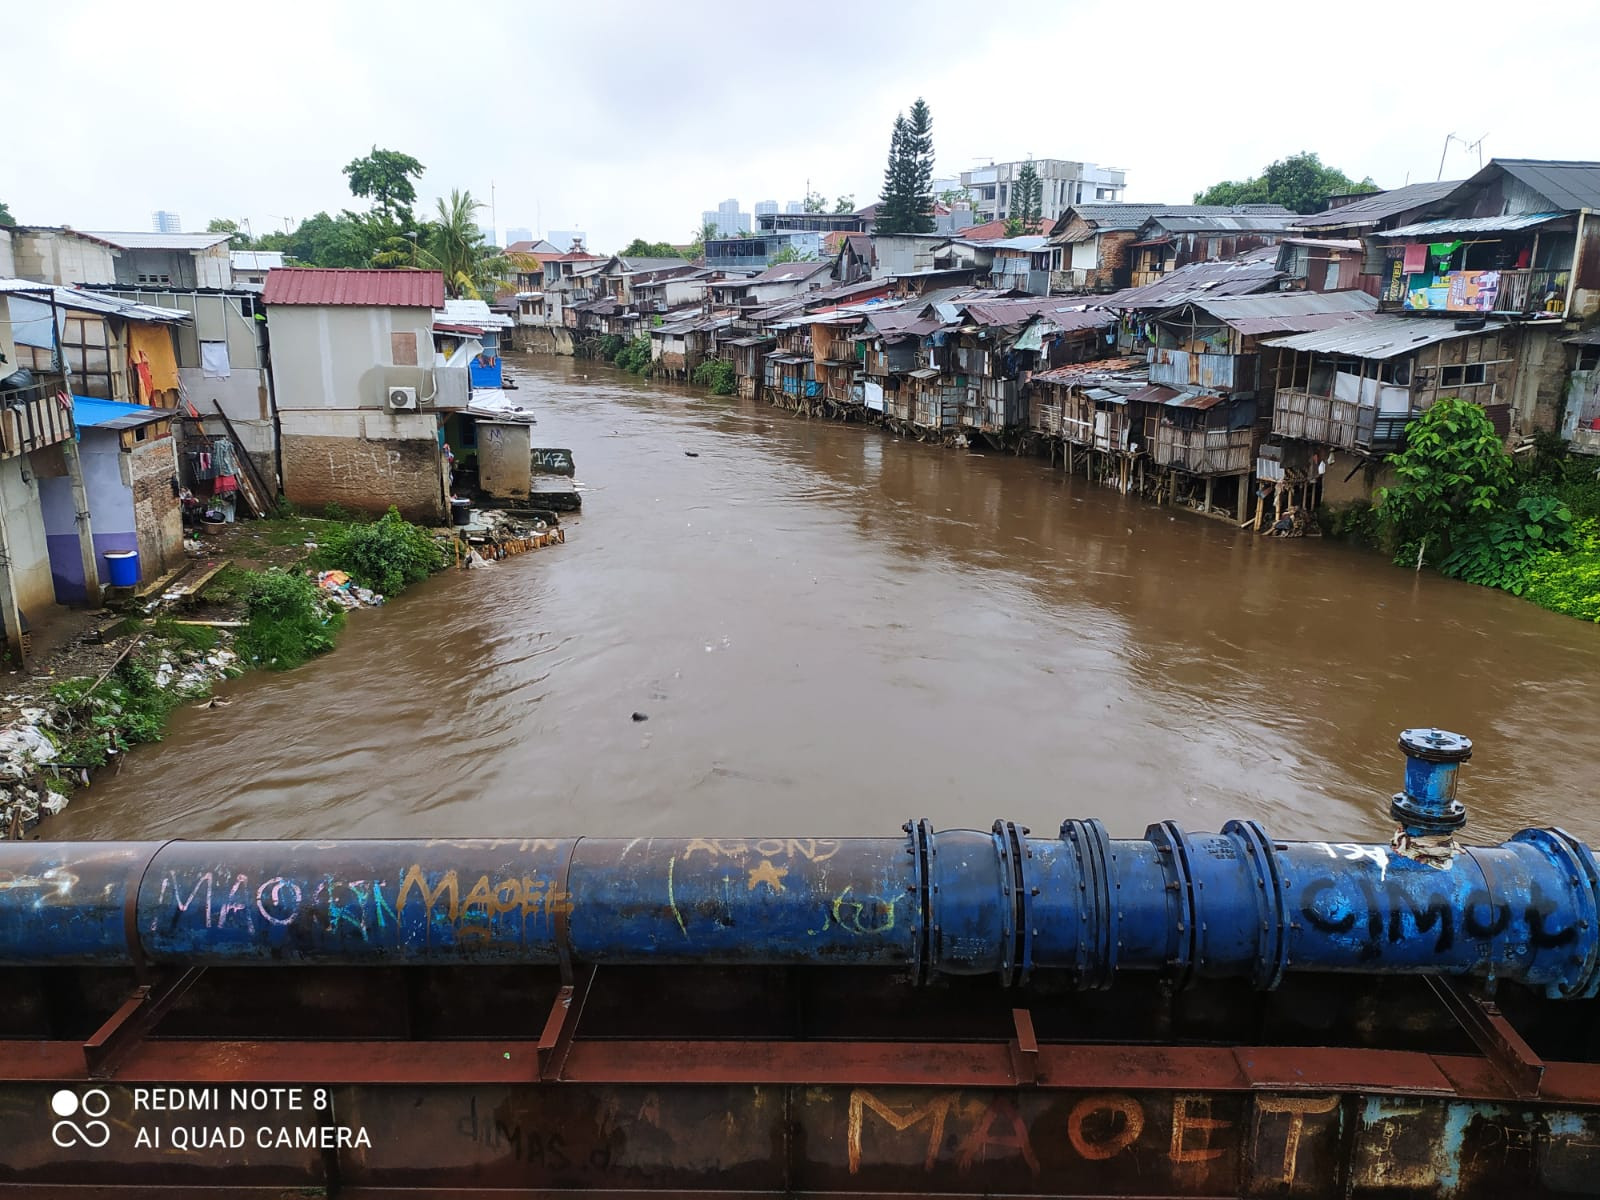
[1321,501,1382,548]
[235,570,343,670]
[596,334,624,362]
[318,507,445,596]
[614,334,653,375]
[1438,492,1575,594]
[692,359,736,395]
[1378,398,1513,564]
[151,617,218,652]
[1523,519,1600,621]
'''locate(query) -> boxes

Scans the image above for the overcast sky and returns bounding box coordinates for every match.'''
[8,0,1597,252]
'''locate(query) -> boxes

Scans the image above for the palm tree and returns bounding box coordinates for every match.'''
[426,189,500,299]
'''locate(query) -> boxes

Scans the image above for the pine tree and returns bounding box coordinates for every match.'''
[875,99,937,236]
[875,114,911,234]
[1008,161,1043,235]
[905,98,936,234]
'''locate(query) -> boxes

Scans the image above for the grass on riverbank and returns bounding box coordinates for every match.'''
[1323,409,1600,623]
[4,509,452,828]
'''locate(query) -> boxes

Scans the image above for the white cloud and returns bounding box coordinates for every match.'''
[5,0,1595,250]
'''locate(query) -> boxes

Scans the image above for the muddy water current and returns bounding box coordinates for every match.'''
[41,354,1600,846]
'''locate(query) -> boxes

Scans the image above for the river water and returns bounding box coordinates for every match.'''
[41,354,1600,846]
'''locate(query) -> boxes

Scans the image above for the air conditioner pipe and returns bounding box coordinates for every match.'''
[3,728,1598,999]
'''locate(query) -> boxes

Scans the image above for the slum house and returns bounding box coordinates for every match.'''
[1101,250,1286,355]
[1140,291,1379,519]
[869,234,953,280]
[1263,314,1520,506]
[857,308,941,424]
[940,300,1118,440]
[1364,158,1600,436]
[827,234,875,284]
[0,293,99,662]
[0,226,120,287]
[435,298,514,391]
[932,238,1052,295]
[1563,331,1600,454]
[229,250,285,287]
[91,283,277,488]
[1287,181,1462,296]
[263,268,455,522]
[809,312,872,416]
[1028,357,1150,483]
[709,260,833,309]
[1127,212,1299,287]
[763,315,820,411]
[559,261,611,330]
[1045,203,1294,294]
[43,398,182,602]
[83,231,233,289]
[629,267,710,316]
[704,231,822,271]
[648,312,732,379]
[603,257,693,305]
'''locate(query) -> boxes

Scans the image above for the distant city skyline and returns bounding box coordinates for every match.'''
[504,226,533,245]
[546,230,587,253]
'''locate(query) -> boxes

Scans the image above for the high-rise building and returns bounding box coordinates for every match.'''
[151,211,182,234]
[754,201,778,219]
[784,201,804,214]
[477,224,499,248]
[547,231,588,253]
[959,160,1128,225]
[700,199,751,238]
[504,226,533,246]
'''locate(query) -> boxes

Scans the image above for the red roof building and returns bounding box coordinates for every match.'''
[262,268,446,308]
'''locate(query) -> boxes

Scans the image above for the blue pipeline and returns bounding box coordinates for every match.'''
[0,731,1597,998]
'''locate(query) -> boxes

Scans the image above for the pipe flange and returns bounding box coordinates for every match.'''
[1390,792,1468,832]
[1398,728,1473,763]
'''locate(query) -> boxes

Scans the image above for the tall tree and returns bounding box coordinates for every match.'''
[802,189,827,214]
[904,98,936,234]
[343,147,425,221]
[1007,162,1043,235]
[422,190,506,299]
[874,99,936,235]
[832,194,856,214]
[206,217,254,248]
[1193,152,1377,215]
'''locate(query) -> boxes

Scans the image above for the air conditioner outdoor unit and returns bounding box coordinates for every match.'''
[387,386,418,411]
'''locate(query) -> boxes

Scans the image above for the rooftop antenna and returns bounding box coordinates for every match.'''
[1437,133,1487,180]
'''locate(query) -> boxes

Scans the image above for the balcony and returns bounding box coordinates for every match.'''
[0,375,74,459]
[1271,388,1417,452]
[1493,268,1570,316]
[1152,425,1255,475]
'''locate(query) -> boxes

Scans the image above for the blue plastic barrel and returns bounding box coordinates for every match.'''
[103,550,140,588]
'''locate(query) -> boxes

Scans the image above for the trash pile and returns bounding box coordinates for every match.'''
[457,507,566,568]
[0,640,242,835]
[314,570,385,610]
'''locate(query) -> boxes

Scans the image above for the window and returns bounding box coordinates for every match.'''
[137,272,172,285]
[1440,363,1487,387]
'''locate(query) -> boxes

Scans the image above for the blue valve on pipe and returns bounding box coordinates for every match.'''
[1391,727,1473,835]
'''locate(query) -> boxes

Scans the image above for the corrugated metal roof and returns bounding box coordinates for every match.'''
[263,268,445,308]
[1124,384,1181,406]
[750,261,833,284]
[1562,330,1600,347]
[1489,160,1600,214]
[1379,212,1565,238]
[1187,290,1378,334]
[1049,203,1295,238]
[436,298,514,330]
[1138,214,1299,234]
[72,395,171,430]
[1031,357,1146,385]
[0,279,192,324]
[1262,314,1507,359]
[1164,390,1225,410]
[230,250,284,271]
[907,367,941,379]
[81,231,231,250]
[1097,253,1282,309]
[1292,181,1462,229]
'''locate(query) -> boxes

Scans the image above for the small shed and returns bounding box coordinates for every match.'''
[41,397,180,599]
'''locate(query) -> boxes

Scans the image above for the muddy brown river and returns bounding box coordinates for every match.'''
[39,354,1600,846]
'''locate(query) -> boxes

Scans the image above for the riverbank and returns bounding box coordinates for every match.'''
[0,505,564,835]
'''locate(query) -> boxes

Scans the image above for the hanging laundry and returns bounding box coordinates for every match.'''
[1401,243,1428,275]
[200,340,232,380]
[127,324,180,401]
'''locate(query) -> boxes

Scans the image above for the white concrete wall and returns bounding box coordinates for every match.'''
[0,229,13,279]
[0,297,15,382]
[0,456,58,618]
[268,304,436,411]
[10,229,118,286]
